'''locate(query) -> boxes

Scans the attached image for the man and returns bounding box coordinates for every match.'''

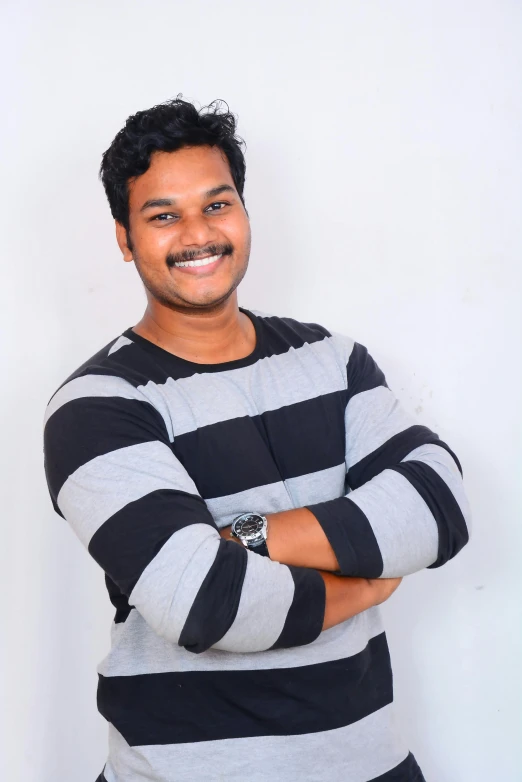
[43,96,471,782]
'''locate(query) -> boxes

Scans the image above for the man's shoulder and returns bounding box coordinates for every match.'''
[249,306,330,335]
[45,328,155,409]
[250,307,356,354]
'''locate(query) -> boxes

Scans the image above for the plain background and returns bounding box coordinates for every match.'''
[2,1,521,780]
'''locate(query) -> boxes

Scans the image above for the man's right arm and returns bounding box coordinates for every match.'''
[224,530,402,632]
[318,571,402,632]
[43,372,399,655]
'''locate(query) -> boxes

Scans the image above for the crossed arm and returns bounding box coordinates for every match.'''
[43,338,471,655]
[221,507,341,571]
[222,342,471,579]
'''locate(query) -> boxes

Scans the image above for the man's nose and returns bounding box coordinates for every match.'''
[178,212,216,249]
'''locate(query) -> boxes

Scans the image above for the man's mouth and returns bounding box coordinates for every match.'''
[173,253,223,268]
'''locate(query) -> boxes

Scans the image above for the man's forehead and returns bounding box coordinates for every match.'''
[128,146,234,206]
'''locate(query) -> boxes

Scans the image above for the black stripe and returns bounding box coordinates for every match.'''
[49,338,132,396]
[348,425,451,489]
[45,382,347,506]
[305,496,383,577]
[94,772,107,782]
[388,460,469,567]
[50,311,332,400]
[258,313,331,352]
[49,495,64,519]
[97,631,393,746]
[104,574,134,624]
[118,310,331,379]
[254,390,347,480]
[174,416,281,499]
[173,390,347,499]
[347,341,389,396]
[44,396,169,497]
[429,439,463,476]
[370,752,425,781]
[178,537,248,654]
[89,489,216,597]
[344,341,463,484]
[180,542,326,656]
[269,565,326,649]
[51,334,170,392]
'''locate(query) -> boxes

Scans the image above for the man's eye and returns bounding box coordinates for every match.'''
[150,203,228,222]
[151,213,175,221]
[206,202,229,211]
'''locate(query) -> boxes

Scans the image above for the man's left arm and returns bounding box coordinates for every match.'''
[223,340,472,578]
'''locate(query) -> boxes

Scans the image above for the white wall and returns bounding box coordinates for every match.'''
[2,1,521,779]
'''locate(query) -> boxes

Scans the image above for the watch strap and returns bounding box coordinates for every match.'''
[247,537,270,557]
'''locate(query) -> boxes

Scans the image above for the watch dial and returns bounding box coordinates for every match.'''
[235,514,263,540]
[241,516,262,535]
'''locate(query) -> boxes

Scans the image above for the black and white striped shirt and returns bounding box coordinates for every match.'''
[43,306,470,782]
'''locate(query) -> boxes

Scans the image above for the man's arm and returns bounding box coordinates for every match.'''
[319,571,402,631]
[43,371,395,657]
[221,507,342,571]
[223,339,471,578]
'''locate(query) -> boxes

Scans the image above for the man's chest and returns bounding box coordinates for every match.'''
[157,368,349,512]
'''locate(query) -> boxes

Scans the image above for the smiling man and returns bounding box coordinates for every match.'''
[43,97,471,782]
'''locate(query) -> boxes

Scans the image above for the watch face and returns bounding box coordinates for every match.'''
[233,513,264,541]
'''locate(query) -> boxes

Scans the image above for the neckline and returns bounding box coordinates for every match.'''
[122,306,264,372]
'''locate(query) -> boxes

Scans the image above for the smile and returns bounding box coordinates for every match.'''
[174,253,223,268]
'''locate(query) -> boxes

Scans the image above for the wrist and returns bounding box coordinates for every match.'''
[220,525,241,544]
[230,513,270,556]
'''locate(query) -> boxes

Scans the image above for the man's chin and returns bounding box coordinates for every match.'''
[150,287,238,312]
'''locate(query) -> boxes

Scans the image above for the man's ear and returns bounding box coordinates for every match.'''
[115,221,134,262]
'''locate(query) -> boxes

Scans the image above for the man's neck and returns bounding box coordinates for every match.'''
[131,298,256,365]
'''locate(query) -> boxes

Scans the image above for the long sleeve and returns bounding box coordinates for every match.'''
[43,372,326,654]
[305,338,471,578]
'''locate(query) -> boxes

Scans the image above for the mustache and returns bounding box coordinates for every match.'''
[166,243,234,268]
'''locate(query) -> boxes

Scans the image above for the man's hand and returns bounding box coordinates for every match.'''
[367,576,403,605]
[319,573,403,632]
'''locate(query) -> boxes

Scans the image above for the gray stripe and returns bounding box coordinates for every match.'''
[347,468,440,577]
[128,521,301,652]
[206,463,346,525]
[103,702,409,782]
[212,551,296,652]
[139,335,347,437]
[97,605,384,677]
[46,326,352,445]
[44,374,144,426]
[284,463,347,507]
[57,441,199,547]
[44,373,175,441]
[207,481,292,524]
[345,385,418,469]
[108,335,133,355]
[128,523,220,644]
[402,443,473,533]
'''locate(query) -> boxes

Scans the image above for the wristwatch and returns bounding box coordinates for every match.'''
[230,512,270,557]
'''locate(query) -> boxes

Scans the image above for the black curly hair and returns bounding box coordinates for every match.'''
[99,94,248,232]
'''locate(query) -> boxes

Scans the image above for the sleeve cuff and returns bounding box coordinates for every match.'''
[305,496,383,578]
[269,566,326,649]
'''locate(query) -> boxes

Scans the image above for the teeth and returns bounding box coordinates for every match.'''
[174,254,222,268]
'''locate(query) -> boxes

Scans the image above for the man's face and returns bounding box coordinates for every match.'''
[116,144,251,311]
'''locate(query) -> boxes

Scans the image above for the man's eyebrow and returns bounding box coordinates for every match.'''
[140,185,236,213]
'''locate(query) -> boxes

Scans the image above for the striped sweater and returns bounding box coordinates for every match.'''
[43,306,471,782]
